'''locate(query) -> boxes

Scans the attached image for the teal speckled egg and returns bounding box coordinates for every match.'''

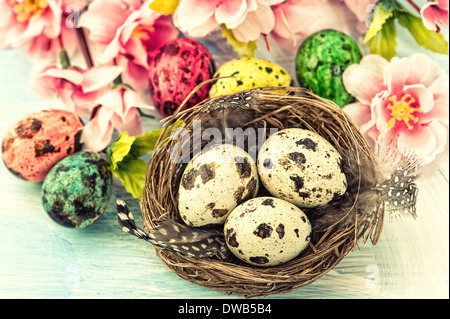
[209,57,292,97]
[295,30,362,108]
[41,150,112,228]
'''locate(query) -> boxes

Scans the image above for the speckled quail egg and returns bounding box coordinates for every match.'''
[2,109,83,182]
[41,150,112,228]
[148,38,215,117]
[257,128,347,207]
[209,57,292,97]
[178,144,259,227]
[224,197,311,267]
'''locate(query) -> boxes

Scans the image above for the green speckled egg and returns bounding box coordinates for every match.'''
[295,30,362,108]
[209,57,292,97]
[41,150,112,228]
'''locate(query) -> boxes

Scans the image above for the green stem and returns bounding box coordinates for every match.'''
[138,108,155,119]
[113,74,123,86]
[59,50,71,69]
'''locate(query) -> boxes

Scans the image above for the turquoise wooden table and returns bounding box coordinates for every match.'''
[1,21,448,299]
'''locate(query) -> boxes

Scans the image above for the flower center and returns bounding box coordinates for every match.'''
[132,25,155,42]
[11,0,48,22]
[386,94,423,130]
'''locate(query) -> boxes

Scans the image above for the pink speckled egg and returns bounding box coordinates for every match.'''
[2,109,84,182]
[148,38,215,117]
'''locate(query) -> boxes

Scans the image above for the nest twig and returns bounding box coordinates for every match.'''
[140,87,384,297]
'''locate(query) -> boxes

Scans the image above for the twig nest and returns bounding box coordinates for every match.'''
[141,86,385,297]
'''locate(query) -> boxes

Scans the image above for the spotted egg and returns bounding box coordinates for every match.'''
[295,29,362,108]
[148,38,215,117]
[178,144,259,227]
[224,197,311,267]
[209,57,292,97]
[41,150,112,228]
[1,109,83,182]
[257,128,347,207]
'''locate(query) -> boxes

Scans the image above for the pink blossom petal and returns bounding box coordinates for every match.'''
[20,1,61,40]
[112,108,144,136]
[79,0,131,44]
[215,0,248,28]
[420,75,450,124]
[96,90,125,116]
[343,55,389,105]
[342,102,372,129]
[81,66,123,93]
[396,122,448,164]
[82,108,115,152]
[341,0,374,22]
[29,60,59,99]
[403,84,434,113]
[41,67,84,85]
[71,90,102,117]
[385,53,445,93]
[116,56,149,92]
[145,15,180,51]
[122,36,148,67]
[231,3,275,42]
[421,0,449,30]
[173,0,220,35]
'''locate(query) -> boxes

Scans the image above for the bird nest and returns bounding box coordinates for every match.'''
[140,86,385,297]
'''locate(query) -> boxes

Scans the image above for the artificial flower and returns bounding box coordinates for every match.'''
[172,0,284,43]
[0,0,62,48]
[0,0,88,61]
[81,87,147,152]
[79,0,179,92]
[421,0,449,31]
[27,20,77,62]
[29,60,123,118]
[342,53,449,166]
[270,0,369,52]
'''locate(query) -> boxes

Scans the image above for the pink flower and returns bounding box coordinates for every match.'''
[421,0,449,31]
[342,54,449,166]
[0,0,90,61]
[271,0,367,52]
[0,0,62,48]
[29,60,123,118]
[81,87,148,151]
[173,0,284,43]
[79,0,179,92]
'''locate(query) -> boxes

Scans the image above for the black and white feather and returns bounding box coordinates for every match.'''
[375,148,422,220]
[116,200,229,260]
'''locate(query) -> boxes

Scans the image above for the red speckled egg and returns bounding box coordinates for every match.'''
[2,109,83,182]
[148,38,215,117]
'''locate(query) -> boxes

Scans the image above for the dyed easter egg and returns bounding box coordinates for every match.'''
[209,57,292,97]
[148,38,215,117]
[295,30,362,108]
[41,151,112,228]
[1,109,83,182]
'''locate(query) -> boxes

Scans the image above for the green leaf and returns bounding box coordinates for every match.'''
[149,0,180,14]
[220,24,257,57]
[107,121,183,199]
[107,133,136,171]
[114,158,148,199]
[363,4,394,44]
[366,16,397,60]
[397,11,449,55]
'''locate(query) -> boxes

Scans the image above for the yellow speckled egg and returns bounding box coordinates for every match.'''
[209,57,292,97]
